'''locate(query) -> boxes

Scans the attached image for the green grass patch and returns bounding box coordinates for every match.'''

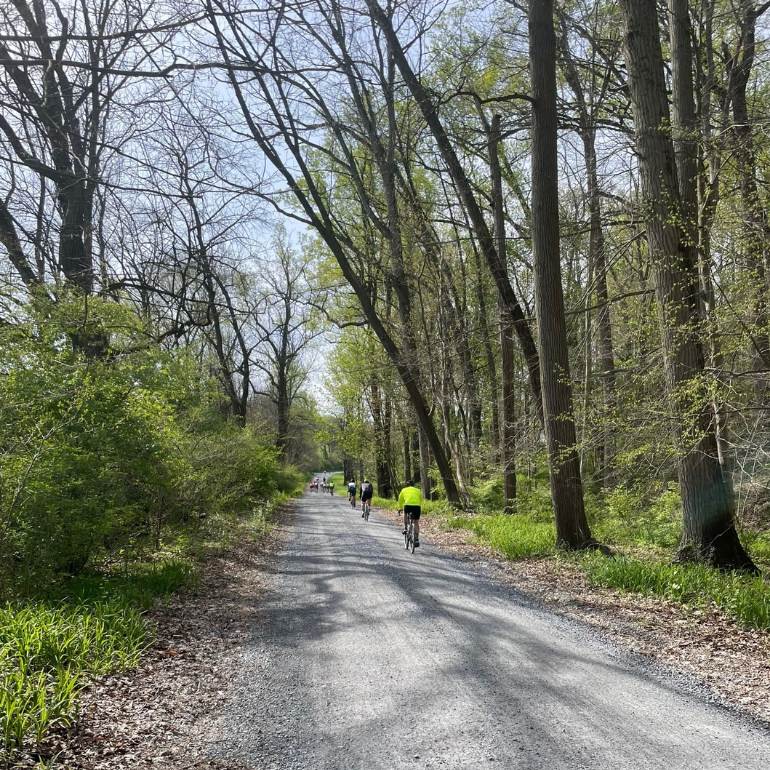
[447,513,556,559]
[0,597,147,761]
[585,484,683,552]
[581,552,770,631]
[0,554,202,761]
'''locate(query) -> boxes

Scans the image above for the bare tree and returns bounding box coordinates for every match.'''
[252,228,320,458]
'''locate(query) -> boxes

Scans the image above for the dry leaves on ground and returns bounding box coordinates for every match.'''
[12,504,295,770]
[387,507,770,727]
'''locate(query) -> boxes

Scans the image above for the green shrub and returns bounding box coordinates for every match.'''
[0,293,290,594]
[586,483,682,550]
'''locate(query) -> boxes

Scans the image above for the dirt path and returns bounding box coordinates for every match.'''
[203,493,770,769]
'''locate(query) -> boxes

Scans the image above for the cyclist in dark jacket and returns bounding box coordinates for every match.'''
[360,479,373,517]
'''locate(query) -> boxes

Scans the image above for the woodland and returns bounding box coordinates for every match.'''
[3,0,770,761]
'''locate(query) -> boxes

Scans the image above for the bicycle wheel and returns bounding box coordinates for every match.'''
[410,530,416,553]
[364,502,369,521]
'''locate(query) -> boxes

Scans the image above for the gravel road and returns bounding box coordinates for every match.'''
[208,493,770,769]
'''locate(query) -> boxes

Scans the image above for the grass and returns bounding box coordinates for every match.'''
[581,552,770,631]
[375,473,770,633]
[0,483,304,763]
[446,513,556,559]
[0,583,162,761]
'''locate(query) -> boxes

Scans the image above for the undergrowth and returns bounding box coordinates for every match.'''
[378,473,770,633]
[0,561,189,763]
[1,485,300,763]
[581,553,770,630]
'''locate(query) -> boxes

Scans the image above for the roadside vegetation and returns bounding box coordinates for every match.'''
[0,294,306,763]
[388,473,770,633]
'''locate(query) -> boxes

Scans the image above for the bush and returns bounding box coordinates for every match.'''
[0,293,290,594]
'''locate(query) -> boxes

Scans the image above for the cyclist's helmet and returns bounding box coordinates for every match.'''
[364,479,370,484]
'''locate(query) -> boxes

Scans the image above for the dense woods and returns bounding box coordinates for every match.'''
[4,0,770,574]
[4,0,770,756]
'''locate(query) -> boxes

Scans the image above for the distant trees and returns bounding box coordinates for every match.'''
[252,229,320,458]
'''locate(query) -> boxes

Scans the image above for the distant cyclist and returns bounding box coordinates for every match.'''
[398,483,422,548]
[360,479,374,517]
[347,479,357,507]
[328,480,334,495]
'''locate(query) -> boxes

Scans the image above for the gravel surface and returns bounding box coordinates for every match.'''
[207,494,770,769]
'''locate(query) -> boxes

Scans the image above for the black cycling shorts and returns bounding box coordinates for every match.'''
[404,504,421,520]
[361,492,373,503]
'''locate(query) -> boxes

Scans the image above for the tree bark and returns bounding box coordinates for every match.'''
[557,14,616,487]
[529,0,592,548]
[488,115,517,512]
[618,0,756,570]
[726,0,770,383]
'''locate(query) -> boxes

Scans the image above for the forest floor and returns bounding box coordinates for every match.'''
[18,498,770,768]
[13,505,296,770]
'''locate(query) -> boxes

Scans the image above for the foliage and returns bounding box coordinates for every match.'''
[447,513,556,559]
[0,292,293,595]
[581,554,770,631]
[0,599,144,760]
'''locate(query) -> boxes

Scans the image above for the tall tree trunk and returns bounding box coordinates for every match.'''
[473,244,501,457]
[530,0,592,548]
[366,0,544,427]
[370,377,391,497]
[727,0,770,385]
[696,0,733,498]
[557,16,616,487]
[418,425,431,500]
[619,0,755,570]
[402,427,411,488]
[489,115,517,512]
[411,429,421,488]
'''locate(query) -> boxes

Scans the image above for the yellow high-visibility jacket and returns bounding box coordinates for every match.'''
[398,486,422,508]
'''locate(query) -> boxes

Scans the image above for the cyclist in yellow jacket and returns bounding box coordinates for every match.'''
[398,484,422,548]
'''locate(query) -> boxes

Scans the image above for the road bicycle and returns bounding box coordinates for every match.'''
[349,492,356,508]
[401,509,416,553]
[362,499,370,521]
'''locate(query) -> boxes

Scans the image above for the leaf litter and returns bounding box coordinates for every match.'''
[8,503,295,769]
[12,498,769,767]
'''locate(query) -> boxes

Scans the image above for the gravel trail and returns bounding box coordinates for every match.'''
[208,493,770,769]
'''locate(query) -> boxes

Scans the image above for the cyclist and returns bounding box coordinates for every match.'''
[360,478,374,517]
[347,479,357,506]
[328,480,334,495]
[398,483,422,548]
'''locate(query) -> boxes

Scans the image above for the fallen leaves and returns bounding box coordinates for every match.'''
[9,504,295,770]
